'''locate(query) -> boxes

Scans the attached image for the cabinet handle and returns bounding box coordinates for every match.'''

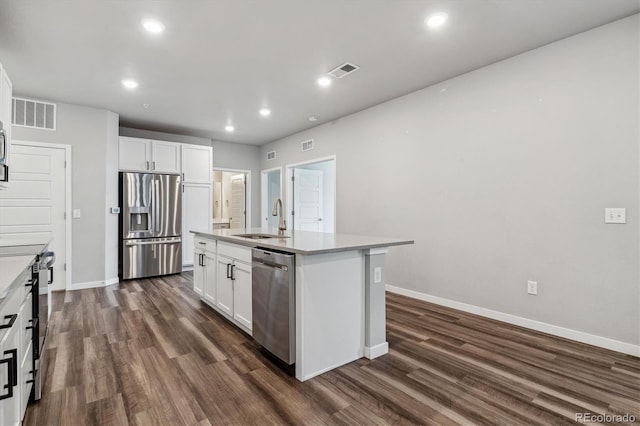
[230,264,236,281]
[152,161,156,170]
[25,279,35,288]
[198,241,206,245]
[146,161,150,170]
[182,173,185,179]
[26,317,38,331]
[0,314,17,330]
[0,348,17,400]
[48,266,54,285]
[226,263,231,279]
[26,370,35,384]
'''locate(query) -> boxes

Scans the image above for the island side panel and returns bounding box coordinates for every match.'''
[295,250,364,381]
[364,247,389,358]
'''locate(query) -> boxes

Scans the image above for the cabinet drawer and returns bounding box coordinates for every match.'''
[218,242,251,264]
[194,236,216,254]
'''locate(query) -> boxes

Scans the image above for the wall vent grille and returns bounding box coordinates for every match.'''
[12,97,57,130]
[301,139,314,152]
[328,62,360,79]
[266,151,276,160]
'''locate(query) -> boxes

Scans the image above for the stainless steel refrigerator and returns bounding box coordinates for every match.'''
[119,172,182,280]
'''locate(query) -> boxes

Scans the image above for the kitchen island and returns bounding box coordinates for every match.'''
[192,228,413,381]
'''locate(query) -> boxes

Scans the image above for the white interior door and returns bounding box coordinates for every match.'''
[293,169,323,232]
[0,143,67,290]
[230,174,246,229]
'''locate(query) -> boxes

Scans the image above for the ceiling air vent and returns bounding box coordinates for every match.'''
[328,62,360,79]
[266,151,276,161]
[12,97,56,130]
[301,139,314,152]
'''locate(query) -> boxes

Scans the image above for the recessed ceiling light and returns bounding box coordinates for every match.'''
[317,76,332,87]
[259,108,271,117]
[142,19,165,33]
[225,125,235,133]
[425,12,448,29]
[308,115,319,122]
[142,103,150,109]
[121,79,139,89]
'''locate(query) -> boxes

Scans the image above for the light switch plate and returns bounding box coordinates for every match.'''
[374,267,382,283]
[605,208,626,224]
[527,280,538,295]
[110,207,121,214]
[72,209,81,219]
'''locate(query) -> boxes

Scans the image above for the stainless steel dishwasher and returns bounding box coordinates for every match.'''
[252,248,295,365]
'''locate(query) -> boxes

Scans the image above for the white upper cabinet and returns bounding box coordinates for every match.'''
[151,140,181,174]
[119,137,182,174]
[182,144,212,183]
[119,137,152,172]
[0,61,13,189]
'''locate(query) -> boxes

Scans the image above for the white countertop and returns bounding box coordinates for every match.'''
[192,228,414,255]
[0,255,34,297]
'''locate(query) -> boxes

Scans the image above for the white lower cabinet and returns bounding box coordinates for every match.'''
[231,261,252,330]
[203,252,216,306]
[195,240,252,335]
[216,255,234,317]
[193,248,205,296]
[0,266,34,426]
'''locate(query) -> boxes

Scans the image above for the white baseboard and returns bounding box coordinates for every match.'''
[69,279,112,290]
[386,285,639,357]
[106,277,119,286]
[364,342,389,359]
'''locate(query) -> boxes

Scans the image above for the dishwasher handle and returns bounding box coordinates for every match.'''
[253,259,289,272]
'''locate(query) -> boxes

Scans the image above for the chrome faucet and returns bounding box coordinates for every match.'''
[272,198,287,234]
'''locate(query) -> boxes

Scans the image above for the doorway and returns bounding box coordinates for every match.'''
[0,141,72,290]
[261,167,282,230]
[286,156,336,233]
[212,169,251,229]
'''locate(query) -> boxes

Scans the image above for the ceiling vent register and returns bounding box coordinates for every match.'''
[301,139,314,152]
[328,62,360,79]
[266,151,276,160]
[12,97,56,130]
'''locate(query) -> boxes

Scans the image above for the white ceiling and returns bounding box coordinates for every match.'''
[1,1,638,145]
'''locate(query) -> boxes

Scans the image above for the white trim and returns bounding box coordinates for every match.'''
[13,140,72,290]
[386,285,640,357]
[69,280,110,290]
[212,167,252,228]
[364,342,389,359]
[285,155,337,233]
[105,277,119,286]
[260,166,283,229]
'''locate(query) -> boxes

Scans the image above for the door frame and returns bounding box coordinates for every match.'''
[285,155,336,233]
[12,140,73,289]
[260,166,283,229]
[212,167,252,228]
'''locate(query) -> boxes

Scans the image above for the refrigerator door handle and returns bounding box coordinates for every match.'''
[154,179,160,235]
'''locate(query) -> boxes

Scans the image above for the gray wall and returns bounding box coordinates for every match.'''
[260,16,640,345]
[13,102,119,285]
[119,127,261,227]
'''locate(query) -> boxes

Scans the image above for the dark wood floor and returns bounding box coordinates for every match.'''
[24,273,639,426]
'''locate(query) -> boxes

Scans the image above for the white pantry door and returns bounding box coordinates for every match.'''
[0,143,67,290]
[293,169,323,232]
[230,174,246,229]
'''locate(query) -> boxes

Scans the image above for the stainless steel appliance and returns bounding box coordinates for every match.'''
[119,172,182,280]
[252,248,295,365]
[32,250,54,400]
[0,120,8,182]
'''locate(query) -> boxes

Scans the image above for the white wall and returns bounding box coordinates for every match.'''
[13,102,119,286]
[260,16,640,347]
[119,127,261,226]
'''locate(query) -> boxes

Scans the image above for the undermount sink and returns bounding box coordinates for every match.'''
[232,233,290,240]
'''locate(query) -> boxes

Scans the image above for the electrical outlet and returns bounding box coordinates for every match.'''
[72,209,81,219]
[374,267,382,284]
[605,208,626,224]
[110,207,120,214]
[527,280,538,295]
